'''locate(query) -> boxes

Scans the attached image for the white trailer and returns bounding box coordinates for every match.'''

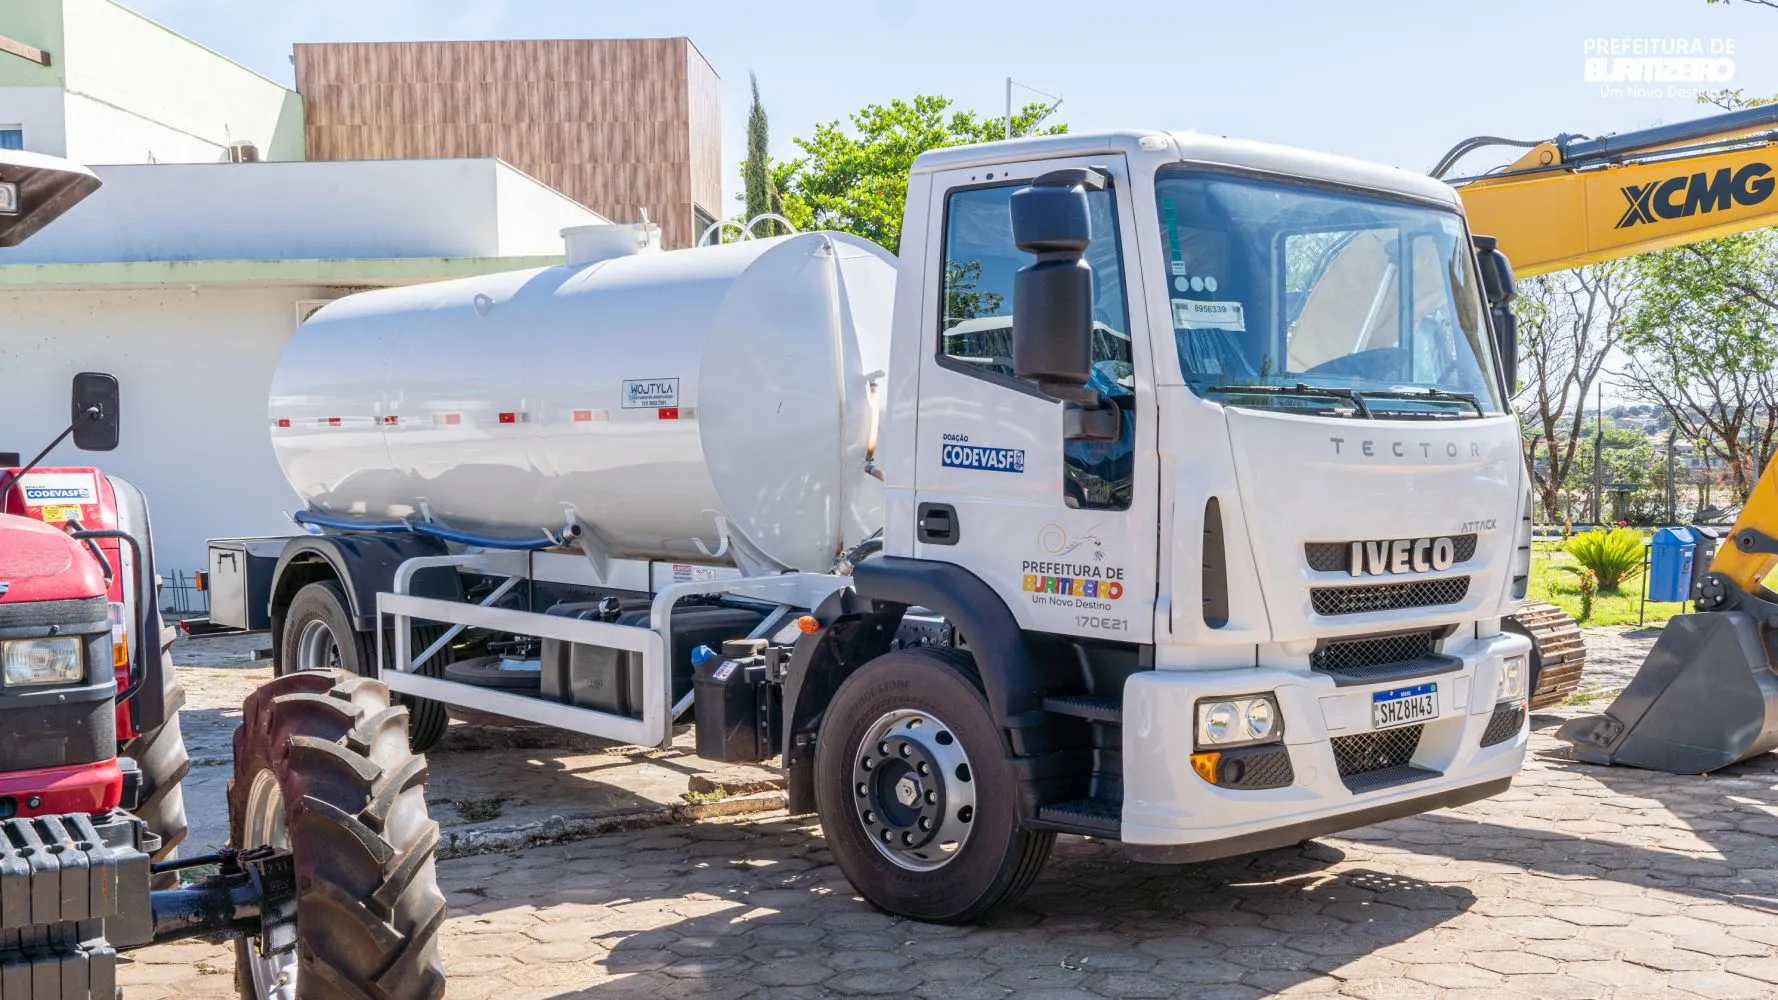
[214,130,1535,922]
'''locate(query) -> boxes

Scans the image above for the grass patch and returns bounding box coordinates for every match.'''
[1528,544,1683,627]
[682,789,730,805]
[450,796,509,823]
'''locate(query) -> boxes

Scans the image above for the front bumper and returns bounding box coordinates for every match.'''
[1120,629,1529,856]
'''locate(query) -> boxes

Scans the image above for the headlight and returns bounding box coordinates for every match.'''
[1497,653,1528,704]
[1196,694,1283,748]
[2,637,84,687]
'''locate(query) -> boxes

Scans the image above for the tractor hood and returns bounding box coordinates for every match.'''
[1224,407,1524,641]
[0,514,105,604]
[0,149,101,248]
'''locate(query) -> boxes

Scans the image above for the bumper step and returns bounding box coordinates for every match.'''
[1042,695,1123,725]
[1034,796,1121,837]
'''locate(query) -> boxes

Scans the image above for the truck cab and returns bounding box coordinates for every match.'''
[848,130,1531,867]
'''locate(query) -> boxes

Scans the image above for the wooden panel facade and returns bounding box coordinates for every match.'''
[294,38,722,249]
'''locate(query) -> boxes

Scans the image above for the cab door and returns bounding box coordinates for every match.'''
[911,155,1159,643]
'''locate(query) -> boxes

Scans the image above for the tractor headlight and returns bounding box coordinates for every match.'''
[2,637,84,687]
[1196,694,1283,749]
[1497,653,1528,704]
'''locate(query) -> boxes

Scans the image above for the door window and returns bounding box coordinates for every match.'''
[937,183,1136,510]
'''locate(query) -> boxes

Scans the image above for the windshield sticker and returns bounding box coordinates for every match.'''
[1170,260,1188,277]
[1173,299,1247,331]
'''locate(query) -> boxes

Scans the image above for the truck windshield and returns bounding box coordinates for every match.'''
[1154,169,1504,417]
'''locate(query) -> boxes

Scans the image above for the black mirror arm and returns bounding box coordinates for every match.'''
[1063,396,1121,442]
[0,403,103,496]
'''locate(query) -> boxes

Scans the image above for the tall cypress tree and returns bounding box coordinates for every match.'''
[743,72,780,236]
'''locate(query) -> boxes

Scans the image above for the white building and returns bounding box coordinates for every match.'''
[0,158,605,577]
[0,0,302,164]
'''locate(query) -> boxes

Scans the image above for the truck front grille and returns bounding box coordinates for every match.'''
[1311,577,1470,616]
[1331,724,1440,792]
[1304,534,1479,573]
[1312,631,1440,678]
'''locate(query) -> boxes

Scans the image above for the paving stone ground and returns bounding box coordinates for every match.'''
[125,626,1778,999]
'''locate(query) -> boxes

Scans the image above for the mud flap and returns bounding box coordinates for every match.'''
[1558,611,1778,773]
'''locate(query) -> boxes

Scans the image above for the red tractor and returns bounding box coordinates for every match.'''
[1,152,444,998]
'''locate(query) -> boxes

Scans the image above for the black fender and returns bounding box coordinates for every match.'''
[781,556,1085,816]
[105,475,173,733]
[270,533,462,635]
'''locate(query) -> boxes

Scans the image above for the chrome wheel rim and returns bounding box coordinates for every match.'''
[242,771,297,1000]
[852,709,976,871]
[294,618,340,672]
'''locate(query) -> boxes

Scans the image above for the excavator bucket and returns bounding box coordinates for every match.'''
[1557,610,1778,773]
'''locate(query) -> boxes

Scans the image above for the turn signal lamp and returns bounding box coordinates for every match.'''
[796,615,821,635]
[109,601,128,668]
[1190,752,1221,784]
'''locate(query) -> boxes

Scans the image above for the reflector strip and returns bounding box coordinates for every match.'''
[274,418,290,428]
[325,417,341,427]
[658,408,679,420]
[435,413,461,426]
[573,409,592,422]
[498,412,528,424]
[382,415,399,426]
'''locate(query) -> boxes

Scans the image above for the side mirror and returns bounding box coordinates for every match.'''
[71,371,119,451]
[1011,167,1106,403]
[1472,235,1519,396]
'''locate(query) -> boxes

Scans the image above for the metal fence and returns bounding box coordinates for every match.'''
[160,569,208,616]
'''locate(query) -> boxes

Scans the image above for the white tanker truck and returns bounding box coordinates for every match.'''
[213,130,1535,922]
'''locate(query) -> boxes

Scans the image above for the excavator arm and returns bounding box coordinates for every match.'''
[1448,106,1778,773]
[1447,104,1778,277]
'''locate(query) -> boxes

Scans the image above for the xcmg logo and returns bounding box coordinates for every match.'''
[1616,162,1774,229]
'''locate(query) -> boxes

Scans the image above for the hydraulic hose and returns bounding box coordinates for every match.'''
[291,509,561,550]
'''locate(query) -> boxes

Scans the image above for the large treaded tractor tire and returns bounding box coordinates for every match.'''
[1508,601,1587,710]
[278,580,452,753]
[814,648,1055,924]
[229,670,446,1000]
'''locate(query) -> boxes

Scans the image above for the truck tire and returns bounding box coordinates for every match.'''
[279,580,452,753]
[229,670,446,1000]
[120,697,189,890]
[814,647,1055,924]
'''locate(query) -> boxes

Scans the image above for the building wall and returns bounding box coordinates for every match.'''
[0,87,69,155]
[0,284,321,575]
[2,159,604,265]
[0,0,302,163]
[294,39,721,249]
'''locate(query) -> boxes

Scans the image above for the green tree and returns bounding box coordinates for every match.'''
[774,95,1066,253]
[1621,231,1778,501]
[740,71,783,238]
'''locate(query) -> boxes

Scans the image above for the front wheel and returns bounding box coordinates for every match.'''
[229,670,447,1000]
[814,648,1054,923]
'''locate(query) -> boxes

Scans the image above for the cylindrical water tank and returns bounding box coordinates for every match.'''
[269,231,898,575]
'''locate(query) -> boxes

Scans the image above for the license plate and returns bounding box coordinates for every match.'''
[1371,682,1439,730]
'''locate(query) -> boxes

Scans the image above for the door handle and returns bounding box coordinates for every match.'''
[917,503,959,545]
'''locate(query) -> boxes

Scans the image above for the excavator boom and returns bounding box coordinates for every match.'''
[1449,105,1778,277]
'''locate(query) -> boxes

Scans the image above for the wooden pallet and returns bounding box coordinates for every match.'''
[1512,601,1587,710]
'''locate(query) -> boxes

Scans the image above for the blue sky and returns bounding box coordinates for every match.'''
[127,0,1777,209]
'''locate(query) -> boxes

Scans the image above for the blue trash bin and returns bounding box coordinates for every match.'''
[1648,527,1696,602]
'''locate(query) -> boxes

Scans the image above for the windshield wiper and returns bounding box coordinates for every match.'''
[1354,387,1485,417]
[1208,383,1372,418]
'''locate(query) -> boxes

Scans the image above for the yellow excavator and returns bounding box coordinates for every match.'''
[1439,104,1778,772]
